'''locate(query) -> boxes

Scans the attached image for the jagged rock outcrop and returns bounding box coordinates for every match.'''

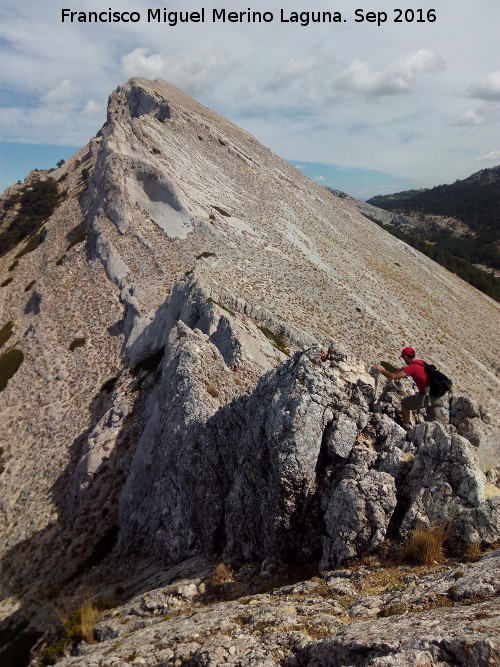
[116,274,499,570]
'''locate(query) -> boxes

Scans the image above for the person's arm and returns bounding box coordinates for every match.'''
[373,365,407,381]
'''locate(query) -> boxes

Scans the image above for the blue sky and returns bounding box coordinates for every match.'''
[0,143,81,188]
[0,1,499,199]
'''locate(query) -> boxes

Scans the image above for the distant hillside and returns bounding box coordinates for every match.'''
[328,184,500,302]
[367,166,500,272]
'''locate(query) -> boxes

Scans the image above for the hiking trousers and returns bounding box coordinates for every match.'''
[401,391,443,421]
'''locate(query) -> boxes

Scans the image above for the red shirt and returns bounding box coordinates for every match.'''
[403,360,429,393]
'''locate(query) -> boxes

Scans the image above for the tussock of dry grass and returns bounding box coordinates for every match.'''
[399,526,448,565]
[463,543,482,562]
[207,384,219,398]
[78,597,100,643]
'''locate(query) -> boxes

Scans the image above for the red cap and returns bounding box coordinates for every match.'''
[400,347,416,358]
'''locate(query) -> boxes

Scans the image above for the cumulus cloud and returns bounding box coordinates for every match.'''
[263,58,322,92]
[452,109,486,126]
[467,71,500,101]
[81,100,106,117]
[475,150,500,162]
[121,46,235,95]
[325,49,444,100]
[42,79,80,106]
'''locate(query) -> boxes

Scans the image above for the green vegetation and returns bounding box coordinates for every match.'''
[372,219,500,302]
[1,277,13,288]
[151,147,161,154]
[1,178,61,258]
[38,598,100,666]
[15,230,45,259]
[8,260,19,272]
[368,172,500,271]
[0,348,24,391]
[258,326,290,355]
[0,321,14,348]
[69,338,86,351]
[66,230,87,252]
[196,251,216,259]
[80,167,90,183]
[24,280,36,292]
[56,229,88,266]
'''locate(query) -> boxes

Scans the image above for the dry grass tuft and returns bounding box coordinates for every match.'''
[77,594,101,643]
[399,526,448,566]
[210,563,233,586]
[463,543,482,562]
[207,384,219,398]
[39,593,101,665]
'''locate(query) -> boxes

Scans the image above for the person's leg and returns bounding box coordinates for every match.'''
[425,396,442,422]
[401,393,426,427]
[401,398,411,426]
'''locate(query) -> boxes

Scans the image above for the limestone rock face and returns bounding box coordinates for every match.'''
[117,282,498,569]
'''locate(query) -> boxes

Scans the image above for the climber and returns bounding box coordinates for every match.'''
[373,346,442,430]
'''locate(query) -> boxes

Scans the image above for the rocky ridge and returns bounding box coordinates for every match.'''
[0,79,499,665]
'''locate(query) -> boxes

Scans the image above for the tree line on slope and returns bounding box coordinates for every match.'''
[367,174,499,271]
[0,178,62,258]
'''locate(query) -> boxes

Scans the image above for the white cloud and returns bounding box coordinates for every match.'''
[263,58,322,92]
[451,110,485,126]
[313,175,325,181]
[42,79,79,106]
[81,100,106,117]
[475,150,500,162]
[467,71,500,101]
[325,50,444,100]
[121,46,235,95]
[0,105,96,145]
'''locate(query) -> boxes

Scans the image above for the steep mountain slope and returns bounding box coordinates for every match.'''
[0,78,499,665]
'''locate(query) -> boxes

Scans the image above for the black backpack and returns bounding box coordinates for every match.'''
[424,363,452,397]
